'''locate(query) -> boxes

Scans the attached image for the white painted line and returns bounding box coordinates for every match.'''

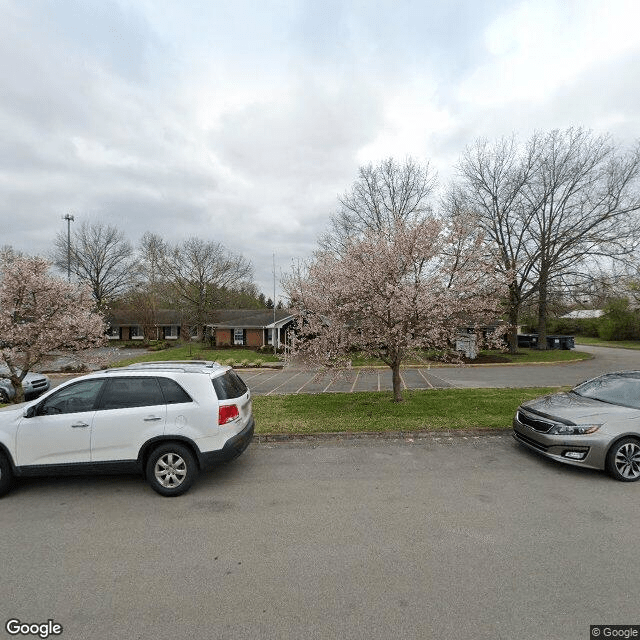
[251,371,282,387]
[377,371,381,392]
[295,375,316,394]
[416,369,434,389]
[266,371,304,396]
[400,372,407,390]
[322,379,334,392]
[350,370,360,393]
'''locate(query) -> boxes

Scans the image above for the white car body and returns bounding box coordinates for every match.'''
[0,361,254,496]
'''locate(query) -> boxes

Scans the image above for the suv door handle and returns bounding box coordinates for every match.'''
[144,416,163,422]
[71,422,89,428]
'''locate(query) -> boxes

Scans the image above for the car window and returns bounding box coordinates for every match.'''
[99,377,164,410]
[574,373,640,409]
[37,379,105,415]
[211,370,248,400]
[158,377,192,404]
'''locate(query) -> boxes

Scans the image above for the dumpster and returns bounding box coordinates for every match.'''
[517,334,574,349]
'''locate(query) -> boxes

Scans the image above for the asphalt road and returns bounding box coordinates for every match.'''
[1,435,637,640]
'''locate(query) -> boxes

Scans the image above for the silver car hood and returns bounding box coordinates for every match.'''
[521,391,640,422]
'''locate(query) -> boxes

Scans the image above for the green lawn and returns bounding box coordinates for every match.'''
[113,345,280,367]
[252,387,561,435]
[575,337,640,350]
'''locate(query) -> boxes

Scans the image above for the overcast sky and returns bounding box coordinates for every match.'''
[2,0,640,298]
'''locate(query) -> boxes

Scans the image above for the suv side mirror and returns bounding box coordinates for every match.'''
[23,406,36,419]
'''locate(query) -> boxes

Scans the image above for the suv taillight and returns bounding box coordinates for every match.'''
[219,404,240,425]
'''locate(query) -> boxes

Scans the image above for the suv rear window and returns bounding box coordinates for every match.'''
[212,371,248,400]
[158,377,192,404]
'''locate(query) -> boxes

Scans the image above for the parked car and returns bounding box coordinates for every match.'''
[513,371,640,481]
[0,361,254,497]
[0,369,50,403]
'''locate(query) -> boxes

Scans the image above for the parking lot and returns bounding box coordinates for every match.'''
[238,344,640,395]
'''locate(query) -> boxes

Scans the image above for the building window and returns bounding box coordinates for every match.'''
[130,325,144,340]
[233,328,244,345]
[107,326,120,339]
[164,325,178,339]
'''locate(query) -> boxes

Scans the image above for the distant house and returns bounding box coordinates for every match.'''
[106,308,296,348]
[560,309,604,319]
[106,309,182,341]
[209,309,295,348]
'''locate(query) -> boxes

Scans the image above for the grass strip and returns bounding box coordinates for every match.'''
[113,346,280,367]
[252,387,562,435]
[575,337,640,350]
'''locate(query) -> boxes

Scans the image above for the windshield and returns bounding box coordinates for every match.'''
[574,372,640,410]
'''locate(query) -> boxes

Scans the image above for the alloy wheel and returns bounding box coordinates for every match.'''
[613,442,640,480]
[154,452,188,488]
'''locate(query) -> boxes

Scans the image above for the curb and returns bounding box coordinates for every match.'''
[254,428,509,443]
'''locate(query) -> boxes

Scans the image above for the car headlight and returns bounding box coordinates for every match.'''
[548,424,601,435]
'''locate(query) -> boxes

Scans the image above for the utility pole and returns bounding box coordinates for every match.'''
[63,213,74,282]
[273,253,277,356]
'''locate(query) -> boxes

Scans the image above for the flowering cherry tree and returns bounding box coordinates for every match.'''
[285,216,506,401]
[0,256,107,403]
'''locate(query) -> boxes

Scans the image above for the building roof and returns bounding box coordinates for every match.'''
[107,308,294,328]
[209,309,294,328]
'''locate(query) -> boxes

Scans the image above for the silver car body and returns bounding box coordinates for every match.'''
[0,370,51,402]
[513,371,640,476]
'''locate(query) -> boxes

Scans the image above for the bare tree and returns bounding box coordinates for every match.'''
[456,136,539,352]
[457,129,640,350]
[320,157,436,255]
[52,220,135,309]
[525,129,640,347]
[155,237,254,340]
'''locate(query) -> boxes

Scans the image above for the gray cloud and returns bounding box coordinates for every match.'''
[1,0,639,298]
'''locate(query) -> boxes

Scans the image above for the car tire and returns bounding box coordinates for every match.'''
[0,453,14,497]
[146,443,198,497]
[606,437,640,482]
[0,388,9,403]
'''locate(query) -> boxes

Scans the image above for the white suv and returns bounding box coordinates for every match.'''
[0,361,254,497]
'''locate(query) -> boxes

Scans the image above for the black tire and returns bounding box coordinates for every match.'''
[0,388,9,403]
[145,443,198,497]
[0,453,14,497]
[606,437,640,482]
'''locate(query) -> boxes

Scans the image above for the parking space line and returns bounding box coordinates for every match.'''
[350,370,360,393]
[250,371,282,387]
[417,369,434,389]
[239,371,263,382]
[266,371,304,395]
[322,379,334,392]
[400,371,407,390]
[377,371,381,392]
[295,374,315,394]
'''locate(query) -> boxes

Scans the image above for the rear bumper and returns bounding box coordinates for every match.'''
[199,417,255,468]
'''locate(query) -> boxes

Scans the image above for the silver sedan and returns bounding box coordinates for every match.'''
[513,371,640,481]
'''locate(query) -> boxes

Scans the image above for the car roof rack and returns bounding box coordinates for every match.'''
[100,361,224,374]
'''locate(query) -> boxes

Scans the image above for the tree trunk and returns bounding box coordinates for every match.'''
[391,362,403,402]
[507,299,520,354]
[537,271,549,350]
[10,376,24,404]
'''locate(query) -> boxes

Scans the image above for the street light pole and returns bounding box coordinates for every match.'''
[63,213,74,282]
